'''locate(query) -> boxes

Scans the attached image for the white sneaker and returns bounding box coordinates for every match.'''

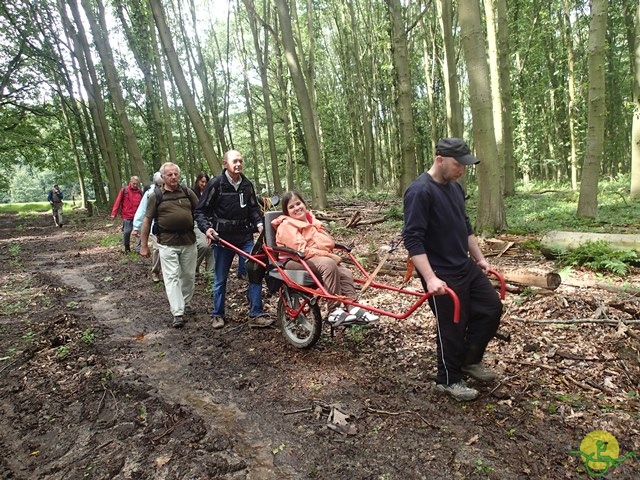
[349,307,379,323]
[327,308,357,326]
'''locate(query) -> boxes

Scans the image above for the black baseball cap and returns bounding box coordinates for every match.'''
[435,138,480,165]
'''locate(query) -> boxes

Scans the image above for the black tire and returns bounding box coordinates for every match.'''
[278,287,322,349]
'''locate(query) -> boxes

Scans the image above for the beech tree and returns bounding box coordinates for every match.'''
[0,0,637,219]
[386,0,417,194]
[577,0,608,218]
[632,0,640,199]
[274,0,327,208]
[148,0,220,173]
[459,0,506,233]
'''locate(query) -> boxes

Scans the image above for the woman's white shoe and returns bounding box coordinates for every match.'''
[327,308,357,326]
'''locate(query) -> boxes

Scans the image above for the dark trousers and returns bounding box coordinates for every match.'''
[122,219,140,252]
[421,260,502,385]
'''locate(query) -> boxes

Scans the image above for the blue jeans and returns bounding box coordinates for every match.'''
[212,238,263,318]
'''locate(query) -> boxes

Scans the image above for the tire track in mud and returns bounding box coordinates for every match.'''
[38,244,298,480]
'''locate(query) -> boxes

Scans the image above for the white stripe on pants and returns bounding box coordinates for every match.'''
[158,242,197,316]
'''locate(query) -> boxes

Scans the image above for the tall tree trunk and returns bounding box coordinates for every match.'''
[495,0,515,195]
[64,0,120,203]
[234,2,270,192]
[114,0,165,171]
[485,0,505,194]
[459,0,506,234]
[422,33,437,171]
[347,0,374,189]
[150,19,177,166]
[632,0,640,199]
[273,22,295,191]
[57,90,88,208]
[274,0,327,208]
[187,0,229,154]
[563,0,579,191]
[577,0,608,218]
[437,0,463,138]
[243,0,283,193]
[149,0,220,172]
[486,0,515,196]
[386,0,417,194]
[81,0,147,183]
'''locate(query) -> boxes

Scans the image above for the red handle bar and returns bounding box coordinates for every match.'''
[442,286,461,323]
[487,269,506,300]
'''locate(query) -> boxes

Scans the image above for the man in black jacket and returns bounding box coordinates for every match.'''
[403,138,502,401]
[195,150,271,329]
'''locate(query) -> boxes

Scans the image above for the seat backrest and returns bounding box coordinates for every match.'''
[264,210,284,248]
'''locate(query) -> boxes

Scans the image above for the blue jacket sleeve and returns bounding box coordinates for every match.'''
[133,191,150,231]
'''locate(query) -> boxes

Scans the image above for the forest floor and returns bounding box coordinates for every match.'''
[0,202,638,480]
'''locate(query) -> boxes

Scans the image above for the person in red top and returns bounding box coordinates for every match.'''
[271,191,379,326]
[111,176,143,253]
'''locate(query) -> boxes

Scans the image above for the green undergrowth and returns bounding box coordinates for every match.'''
[0,202,57,214]
[499,178,639,234]
[326,176,638,236]
[555,240,639,276]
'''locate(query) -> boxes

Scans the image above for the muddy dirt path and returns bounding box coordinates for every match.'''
[0,210,639,479]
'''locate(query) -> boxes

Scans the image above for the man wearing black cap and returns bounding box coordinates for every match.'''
[402,137,502,401]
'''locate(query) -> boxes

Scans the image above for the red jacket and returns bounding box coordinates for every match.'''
[111,182,143,220]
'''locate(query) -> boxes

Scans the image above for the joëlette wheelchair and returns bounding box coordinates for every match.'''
[215,210,505,349]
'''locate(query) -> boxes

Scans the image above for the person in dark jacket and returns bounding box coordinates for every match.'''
[47,184,64,227]
[403,138,502,402]
[195,150,271,329]
[192,171,214,276]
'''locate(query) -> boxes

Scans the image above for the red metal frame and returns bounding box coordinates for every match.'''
[214,236,466,323]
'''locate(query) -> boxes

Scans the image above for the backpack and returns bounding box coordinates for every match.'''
[151,185,195,236]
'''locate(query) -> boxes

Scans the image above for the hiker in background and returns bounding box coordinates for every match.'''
[403,137,502,402]
[111,176,143,253]
[47,184,64,227]
[140,163,199,328]
[272,191,379,326]
[192,171,214,277]
[195,150,270,329]
[133,172,164,283]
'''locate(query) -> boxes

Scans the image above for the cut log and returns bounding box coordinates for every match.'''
[373,262,562,291]
[540,231,640,258]
[499,267,562,290]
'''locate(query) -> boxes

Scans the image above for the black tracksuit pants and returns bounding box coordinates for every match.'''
[421,259,503,386]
